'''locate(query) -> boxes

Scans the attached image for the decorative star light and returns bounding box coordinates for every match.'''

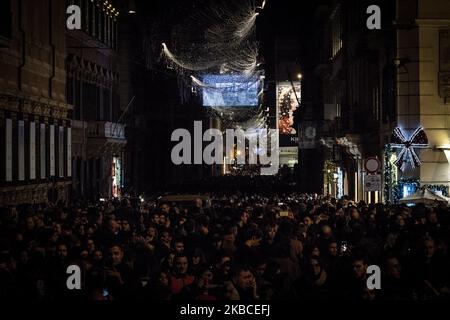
[391,126,429,171]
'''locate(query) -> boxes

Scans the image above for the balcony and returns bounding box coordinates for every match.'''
[88,121,125,140]
[85,121,126,158]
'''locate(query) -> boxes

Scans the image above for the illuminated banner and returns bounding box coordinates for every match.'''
[59,126,64,177]
[40,124,46,179]
[50,125,55,176]
[67,127,72,177]
[5,119,12,181]
[18,120,24,181]
[30,122,36,180]
[277,82,300,147]
[112,156,121,197]
[202,75,260,107]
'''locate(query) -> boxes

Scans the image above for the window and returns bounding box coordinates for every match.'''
[59,126,64,177]
[67,128,72,177]
[5,119,12,182]
[84,82,97,120]
[74,79,81,120]
[0,0,12,41]
[91,1,96,37]
[30,122,36,180]
[18,121,25,181]
[40,123,46,179]
[97,87,104,120]
[113,20,118,50]
[100,9,105,43]
[96,5,102,42]
[66,76,74,105]
[80,0,86,32]
[112,91,120,122]
[105,14,109,46]
[105,87,111,121]
[110,16,114,48]
[96,158,101,180]
[439,29,450,100]
[49,125,55,177]
[331,6,343,58]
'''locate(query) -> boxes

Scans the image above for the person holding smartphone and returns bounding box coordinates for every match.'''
[104,245,137,301]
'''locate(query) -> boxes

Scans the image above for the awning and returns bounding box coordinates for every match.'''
[399,188,449,205]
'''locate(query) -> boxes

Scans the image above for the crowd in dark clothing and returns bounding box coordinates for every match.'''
[167,171,297,194]
[1,192,450,301]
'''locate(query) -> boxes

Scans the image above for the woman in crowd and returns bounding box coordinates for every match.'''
[0,192,449,301]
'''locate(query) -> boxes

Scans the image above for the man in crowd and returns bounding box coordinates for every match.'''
[0,189,449,301]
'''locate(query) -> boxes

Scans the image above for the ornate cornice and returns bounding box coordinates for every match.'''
[0,93,72,120]
[66,55,116,87]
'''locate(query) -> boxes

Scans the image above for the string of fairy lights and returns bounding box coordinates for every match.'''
[97,0,119,19]
[161,0,268,131]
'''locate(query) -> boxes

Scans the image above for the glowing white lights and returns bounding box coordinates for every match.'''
[258,0,267,10]
[161,0,263,75]
[162,0,268,130]
[391,126,429,171]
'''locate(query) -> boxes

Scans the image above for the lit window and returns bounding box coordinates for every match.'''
[331,6,343,58]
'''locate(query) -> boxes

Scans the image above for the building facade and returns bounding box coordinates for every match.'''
[307,0,450,202]
[393,0,450,199]
[0,0,72,205]
[308,0,397,201]
[66,0,125,200]
[118,1,209,195]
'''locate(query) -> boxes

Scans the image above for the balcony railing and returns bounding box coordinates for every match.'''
[88,121,125,139]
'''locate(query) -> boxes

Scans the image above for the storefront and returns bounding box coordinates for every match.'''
[323,160,344,198]
[112,156,122,198]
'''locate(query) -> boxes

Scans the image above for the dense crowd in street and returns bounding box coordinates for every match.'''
[1,190,449,301]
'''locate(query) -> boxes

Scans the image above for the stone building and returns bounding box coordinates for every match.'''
[308,0,397,201]
[394,0,450,197]
[66,0,125,200]
[305,0,450,201]
[0,0,71,205]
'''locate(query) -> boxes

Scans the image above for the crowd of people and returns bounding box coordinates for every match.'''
[169,170,298,194]
[1,192,449,301]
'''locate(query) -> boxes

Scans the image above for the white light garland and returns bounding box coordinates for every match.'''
[160,0,269,129]
[391,126,429,171]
